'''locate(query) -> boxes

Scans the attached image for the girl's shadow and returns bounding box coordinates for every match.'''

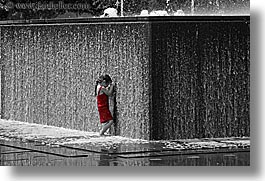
[109,85,119,136]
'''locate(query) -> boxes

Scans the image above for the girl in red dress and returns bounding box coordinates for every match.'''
[95,75,114,136]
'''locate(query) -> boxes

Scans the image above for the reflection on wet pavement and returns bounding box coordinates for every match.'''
[0,119,250,166]
[0,138,250,166]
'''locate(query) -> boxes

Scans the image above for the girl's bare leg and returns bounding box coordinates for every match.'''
[100,120,114,136]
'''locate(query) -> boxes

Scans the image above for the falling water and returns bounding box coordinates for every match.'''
[0,17,250,140]
[0,21,151,140]
[150,19,250,140]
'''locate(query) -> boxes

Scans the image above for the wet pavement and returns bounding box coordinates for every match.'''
[0,119,250,166]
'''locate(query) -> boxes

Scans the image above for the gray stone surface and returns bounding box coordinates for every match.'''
[0,119,250,166]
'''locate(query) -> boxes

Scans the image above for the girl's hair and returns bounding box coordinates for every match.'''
[95,74,112,96]
[95,75,104,96]
[103,74,112,84]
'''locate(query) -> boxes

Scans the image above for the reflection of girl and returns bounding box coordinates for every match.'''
[95,75,114,136]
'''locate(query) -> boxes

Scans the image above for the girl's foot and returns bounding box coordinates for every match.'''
[99,130,105,136]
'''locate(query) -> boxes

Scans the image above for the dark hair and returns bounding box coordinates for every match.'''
[95,75,104,96]
[103,74,112,84]
[95,74,112,96]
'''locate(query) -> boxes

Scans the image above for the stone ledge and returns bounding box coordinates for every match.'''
[0,15,250,25]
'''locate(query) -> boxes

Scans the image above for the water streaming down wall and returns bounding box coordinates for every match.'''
[150,19,250,140]
[0,20,151,140]
[0,17,250,140]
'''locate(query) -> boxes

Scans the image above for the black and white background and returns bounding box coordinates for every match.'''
[0,0,263,180]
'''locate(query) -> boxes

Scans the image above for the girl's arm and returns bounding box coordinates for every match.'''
[101,83,114,96]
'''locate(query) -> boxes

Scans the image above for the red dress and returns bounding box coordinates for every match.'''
[97,86,113,123]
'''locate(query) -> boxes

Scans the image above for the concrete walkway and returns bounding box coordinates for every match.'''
[0,119,250,166]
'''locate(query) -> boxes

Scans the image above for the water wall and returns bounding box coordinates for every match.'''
[0,17,250,140]
[150,18,250,140]
[0,18,151,140]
